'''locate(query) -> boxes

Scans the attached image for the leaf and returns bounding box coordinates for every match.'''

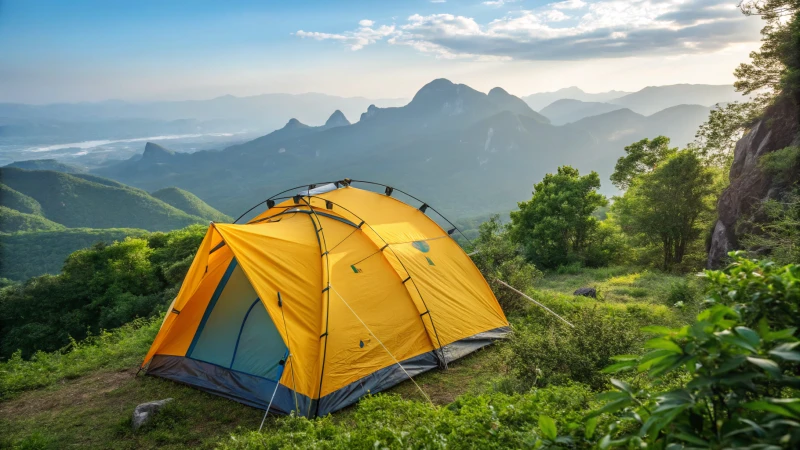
[644,337,683,354]
[610,354,640,362]
[734,326,762,349]
[538,415,557,441]
[711,354,747,376]
[747,357,782,377]
[610,378,634,395]
[641,325,675,335]
[769,343,800,361]
[764,327,797,342]
[743,399,800,419]
[602,360,637,374]
[717,330,758,353]
[585,417,597,439]
[672,432,709,446]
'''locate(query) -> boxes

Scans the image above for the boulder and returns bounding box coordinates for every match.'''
[132,398,173,431]
[573,287,596,298]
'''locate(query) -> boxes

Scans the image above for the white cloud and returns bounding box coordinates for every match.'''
[296,20,396,51]
[298,1,760,59]
[430,0,447,3]
[551,0,586,10]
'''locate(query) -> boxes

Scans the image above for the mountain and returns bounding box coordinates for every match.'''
[91,79,714,220]
[0,206,65,233]
[0,183,42,215]
[523,87,631,111]
[0,168,211,231]
[151,187,232,223]
[609,84,746,116]
[0,93,406,135]
[4,159,87,173]
[539,99,625,125]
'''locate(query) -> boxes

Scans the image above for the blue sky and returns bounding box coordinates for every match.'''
[0,0,763,103]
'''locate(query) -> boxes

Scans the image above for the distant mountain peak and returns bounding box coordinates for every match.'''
[360,104,380,122]
[142,142,176,162]
[488,87,510,97]
[283,118,309,130]
[324,110,350,128]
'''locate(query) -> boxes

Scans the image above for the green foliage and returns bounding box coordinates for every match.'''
[0,317,159,399]
[151,186,232,223]
[694,101,761,168]
[742,190,800,265]
[0,206,65,233]
[593,254,800,448]
[0,183,42,215]
[0,167,209,231]
[472,215,542,313]
[760,145,800,184]
[510,166,608,269]
[737,1,800,105]
[610,136,677,190]
[705,252,800,332]
[0,225,205,359]
[613,150,715,269]
[0,227,148,281]
[222,385,597,449]
[508,307,640,391]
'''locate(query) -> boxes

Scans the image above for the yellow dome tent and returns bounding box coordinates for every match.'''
[141,181,509,417]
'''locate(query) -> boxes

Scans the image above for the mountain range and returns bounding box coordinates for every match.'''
[85,78,722,221]
[527,84,746,123]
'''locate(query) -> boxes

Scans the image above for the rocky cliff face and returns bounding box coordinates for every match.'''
[707,117,798,268]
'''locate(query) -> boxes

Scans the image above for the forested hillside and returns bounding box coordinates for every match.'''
[0,169,230,280]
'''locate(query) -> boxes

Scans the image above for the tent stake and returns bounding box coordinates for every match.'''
[494,279,575,328]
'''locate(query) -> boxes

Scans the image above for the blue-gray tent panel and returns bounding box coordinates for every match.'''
[147,355,313,415]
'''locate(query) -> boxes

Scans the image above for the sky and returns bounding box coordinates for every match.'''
[0,0,764,104]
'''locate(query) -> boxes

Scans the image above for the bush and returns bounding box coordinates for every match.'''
[0,225,205,359]
[594,253,800,448]
[472,215,542,314]
[507,306,640,391]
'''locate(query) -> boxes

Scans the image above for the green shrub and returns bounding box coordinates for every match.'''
[760,146,800,184]
[507,306,640,391]
[741,190,800,265]
[0,225,205,359]
[594,253,800,448]
[472,215,542,314]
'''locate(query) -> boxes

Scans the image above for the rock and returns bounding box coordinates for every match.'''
[132,398,173,431]
[573,287,596,298]
[707,115,797,268]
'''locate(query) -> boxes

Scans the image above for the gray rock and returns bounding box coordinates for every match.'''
[707,119,795,268]
[132,398,173,431]
[573,287,596,298]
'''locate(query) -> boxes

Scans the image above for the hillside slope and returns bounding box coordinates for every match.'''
[0,168,207,231]
[151,187,232,223]
[0,228,148,280]
[0,206,65,234]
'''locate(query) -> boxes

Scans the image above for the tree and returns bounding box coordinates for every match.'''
[510,166,607,268]
[610,137,676,189]
[613,151,714,269]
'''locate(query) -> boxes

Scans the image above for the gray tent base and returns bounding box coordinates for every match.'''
[146,326,510,417]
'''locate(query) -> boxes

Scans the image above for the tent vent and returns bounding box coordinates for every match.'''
[384,186,393,196]
[419,203,428,213]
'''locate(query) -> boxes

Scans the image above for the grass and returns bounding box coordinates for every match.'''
[0,266,702,449]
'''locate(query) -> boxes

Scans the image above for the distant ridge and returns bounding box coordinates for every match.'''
[152,187,232,223]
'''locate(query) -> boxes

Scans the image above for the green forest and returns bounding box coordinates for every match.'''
[2,1,800,448]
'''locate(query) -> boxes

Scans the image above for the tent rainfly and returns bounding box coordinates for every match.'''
[141,181,509,417]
